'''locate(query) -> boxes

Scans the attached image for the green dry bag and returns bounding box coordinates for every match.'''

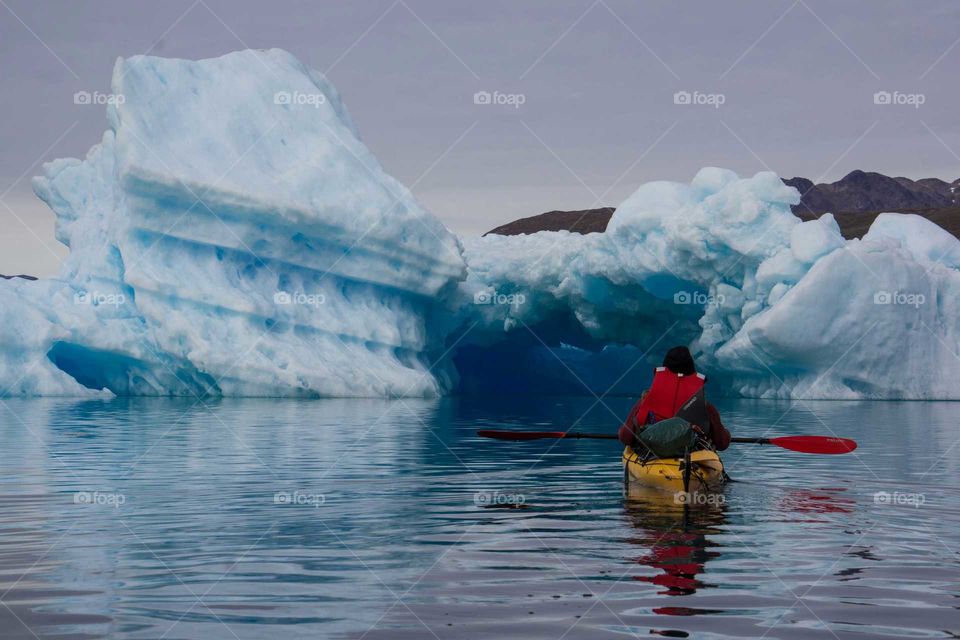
[637,417,697,458]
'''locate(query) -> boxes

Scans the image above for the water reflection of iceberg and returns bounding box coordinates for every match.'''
[1,397,451,639]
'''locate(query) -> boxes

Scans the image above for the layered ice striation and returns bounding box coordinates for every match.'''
[6,49,465,397]
[2,49,957,399]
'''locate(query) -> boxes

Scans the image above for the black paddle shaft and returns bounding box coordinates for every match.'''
[567,434,773,445]
[563,432,619,439]
[567,434,769,443]
[476,430,857,454]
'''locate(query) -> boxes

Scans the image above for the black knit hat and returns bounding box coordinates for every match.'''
[663,346,696,375]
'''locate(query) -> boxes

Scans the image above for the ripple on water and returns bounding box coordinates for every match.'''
[0,397,957,639]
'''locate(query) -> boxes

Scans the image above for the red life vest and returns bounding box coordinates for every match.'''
[632,367,706,426]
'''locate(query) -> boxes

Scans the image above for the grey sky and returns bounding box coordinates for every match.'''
[1,0,957,276]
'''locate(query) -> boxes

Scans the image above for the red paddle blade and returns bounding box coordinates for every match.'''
[768,436,858,455]
[477,430,567,441]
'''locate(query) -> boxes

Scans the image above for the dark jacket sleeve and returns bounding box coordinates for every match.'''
[706,402,730,451]
[618,420,636,446]
[618,391,648,446]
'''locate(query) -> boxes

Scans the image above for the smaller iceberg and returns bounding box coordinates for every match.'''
[458,169,960,399]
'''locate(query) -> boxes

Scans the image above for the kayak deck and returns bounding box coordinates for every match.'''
[622,446,725,494]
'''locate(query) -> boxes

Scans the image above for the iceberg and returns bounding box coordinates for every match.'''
[460,170,960,399]
[5,49,465,397]
[2,49,957,399]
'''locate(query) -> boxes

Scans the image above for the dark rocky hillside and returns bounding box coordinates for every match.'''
[484,207,614,236]
[786,170,959,215]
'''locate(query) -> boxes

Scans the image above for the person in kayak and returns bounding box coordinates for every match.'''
[618,346,731,451]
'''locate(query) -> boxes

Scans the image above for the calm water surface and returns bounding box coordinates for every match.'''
[0,397,957,639]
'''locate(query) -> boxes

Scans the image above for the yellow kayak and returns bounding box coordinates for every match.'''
[622,446,725,494]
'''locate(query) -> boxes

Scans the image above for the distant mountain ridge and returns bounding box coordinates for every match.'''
[485,171,960,240]
[484,208,614,236]
[785,170,959,215]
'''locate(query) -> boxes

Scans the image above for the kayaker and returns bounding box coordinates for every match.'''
[618,346,731,451]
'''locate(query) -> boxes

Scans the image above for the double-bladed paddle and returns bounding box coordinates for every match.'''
[475,430,857,454]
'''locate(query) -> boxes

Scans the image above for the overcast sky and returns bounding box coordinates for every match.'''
[1,0,958,276]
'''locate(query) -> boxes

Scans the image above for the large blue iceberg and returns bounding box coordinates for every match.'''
[2,49,957,399]
[7,49,464,397]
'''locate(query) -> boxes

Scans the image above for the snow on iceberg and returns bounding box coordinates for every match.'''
[459,169,799,356]
[461,169,960,399]
[718,213,960,398]
[5,49,465,397]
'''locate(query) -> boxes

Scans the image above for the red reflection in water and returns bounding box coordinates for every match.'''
[624,487,725,598]
[634,533,720,595]
[778,487,854,522]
